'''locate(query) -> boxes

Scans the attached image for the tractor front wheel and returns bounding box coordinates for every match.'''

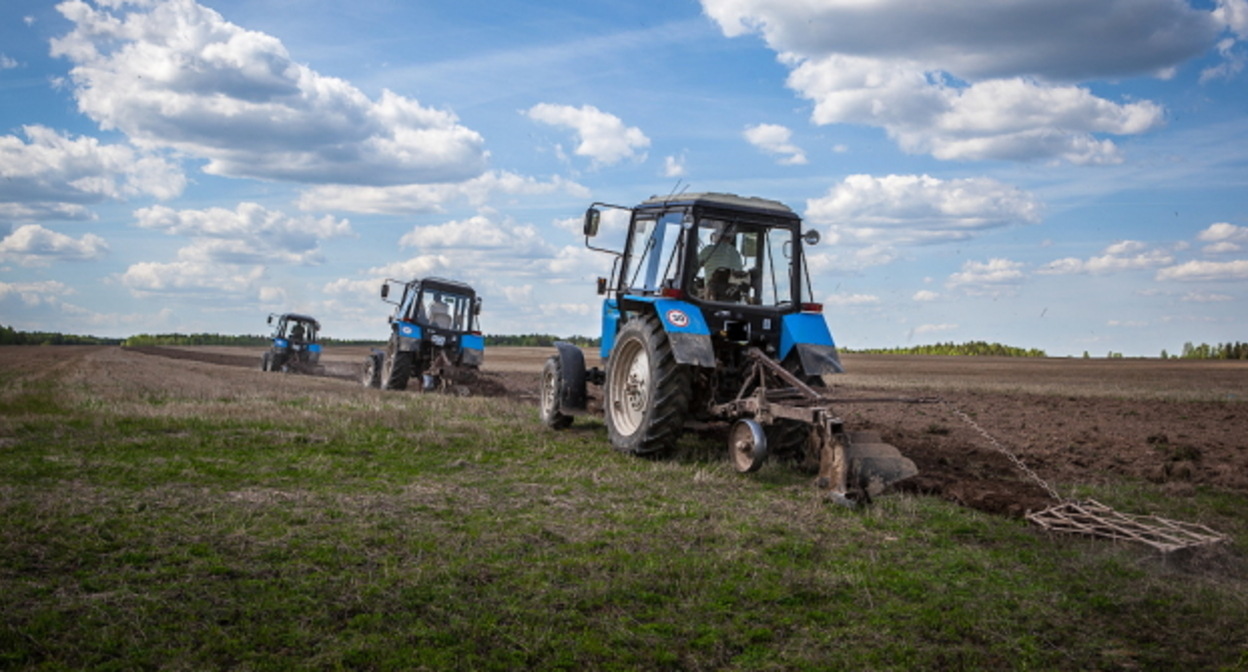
[261,352,271,372]
[540,355,574,429]
[382,352,412,390]
[604,315,690,456]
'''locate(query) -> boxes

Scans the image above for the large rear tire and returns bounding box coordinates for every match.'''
[604,315,690,456]
[261,352,271,371]
[540,355,574,429]
[382,352,413,390]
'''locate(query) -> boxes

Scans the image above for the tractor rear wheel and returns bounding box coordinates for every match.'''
[604,314,690,456]
[540,355,574,429]
[261,352,271,371]
[382,352,412,390]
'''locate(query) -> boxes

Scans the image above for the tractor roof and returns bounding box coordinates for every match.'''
[420,277,477,295]
[639,192,798,218]
[282,313,320,327]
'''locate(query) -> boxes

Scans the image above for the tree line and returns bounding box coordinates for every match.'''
[1171,342,1248,360]
[842,341,1048,357]
[0,325,122,346]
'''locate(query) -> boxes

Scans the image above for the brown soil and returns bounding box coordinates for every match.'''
[20,346,1246,519]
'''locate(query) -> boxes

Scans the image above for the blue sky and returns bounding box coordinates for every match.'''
[1,0,1246,356]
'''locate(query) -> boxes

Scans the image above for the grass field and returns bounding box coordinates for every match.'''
[1,347,1246,670]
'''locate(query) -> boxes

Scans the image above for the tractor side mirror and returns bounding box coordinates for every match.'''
[802,230,821,246]
[596,277,608,295]
[380,283,390,299]
[267,315,273,325]
[583,208,601,237]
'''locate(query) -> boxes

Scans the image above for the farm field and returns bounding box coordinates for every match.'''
[1,345,1247,669]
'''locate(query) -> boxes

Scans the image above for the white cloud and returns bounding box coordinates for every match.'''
[945,258,1025,294]
[701,0,1216,163]
[525,103,650,166]
[1197,222,1248,243]
[1215,0,1248,36]
[822,293,879,306]
[399,215,553,257]
[0,224,109,267]
[51,0,486,186]
[1156,259,1248,281]
[297,171,587,215]
[0,125,184,221]
[119,260,265,297]
[0,280,74,307]
[1181,291,1234,302]
[805,174,1042,245]
[913,323,958,335]
[912,290,940,301]
[1201,37,1246,82]
[0,54,18,70]
[663,154,686,177]
[1107,320,1148,327]
[743,123,807,165]
[1038,241,1175,275]
[135,203,352,266]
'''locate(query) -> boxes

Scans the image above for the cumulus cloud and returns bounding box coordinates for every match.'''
[0,125,184,222]
[1038,240,1175,274]
[1,54,19,69]
[525,103,650,166]
[913,290,940,301]
[701,0,1223,163]
[119,260,265,297]
[743,123,807,165]
[1197,222,1248,253]
[945,258,1026,294]
[135,203,352,265]
[0,280,74,306]
[297,171,588,215]
[805,174,1042,245]
[663,154,687,177]
[0,224,109,266]
[50,0,486,186]
[1156,259,1248,281]
[399,215,554,258]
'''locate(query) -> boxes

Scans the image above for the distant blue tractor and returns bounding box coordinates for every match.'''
[362,277,484,392]
[539,193,917,503]
[261,313,323,374]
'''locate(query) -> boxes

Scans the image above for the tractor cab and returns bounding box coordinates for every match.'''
[262,313,323,373]
[586,193,842,381]
[363,277,485,391]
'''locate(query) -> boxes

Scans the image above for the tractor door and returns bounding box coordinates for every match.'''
[620,211,688,296]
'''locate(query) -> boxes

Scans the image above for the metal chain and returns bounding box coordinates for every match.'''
[938,399,1065,503]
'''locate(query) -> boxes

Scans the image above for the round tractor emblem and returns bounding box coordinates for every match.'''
[666,309,690,328]
[401,325,413,335]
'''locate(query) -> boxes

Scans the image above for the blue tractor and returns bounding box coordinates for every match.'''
[540,193,917,503]
[261,313,323,374]
[362,277,484,392]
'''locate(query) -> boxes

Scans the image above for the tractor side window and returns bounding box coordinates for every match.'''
[624,214,684,294]
[761,228,795,306]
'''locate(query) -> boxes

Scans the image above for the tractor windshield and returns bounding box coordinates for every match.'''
[417,288,475,332]
[693,219,794,307]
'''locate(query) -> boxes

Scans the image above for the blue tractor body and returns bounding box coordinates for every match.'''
[261,313,323,374]
[362,277,484,391]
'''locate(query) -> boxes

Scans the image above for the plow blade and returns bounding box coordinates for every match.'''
[817,428,918,503]
[843,431,919,496]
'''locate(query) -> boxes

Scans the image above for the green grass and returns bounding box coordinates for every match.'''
[2,375,1247,670]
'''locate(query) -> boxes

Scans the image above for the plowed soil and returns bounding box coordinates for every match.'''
[24,345,1248,518]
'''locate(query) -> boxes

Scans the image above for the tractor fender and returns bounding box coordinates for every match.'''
[615,296,715,368]
[394,321,423,352]
[552,341,588,412]
[780,313,845,375]
[460,333,484,367]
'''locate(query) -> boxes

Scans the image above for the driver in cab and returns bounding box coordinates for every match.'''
[697,229,747,302]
